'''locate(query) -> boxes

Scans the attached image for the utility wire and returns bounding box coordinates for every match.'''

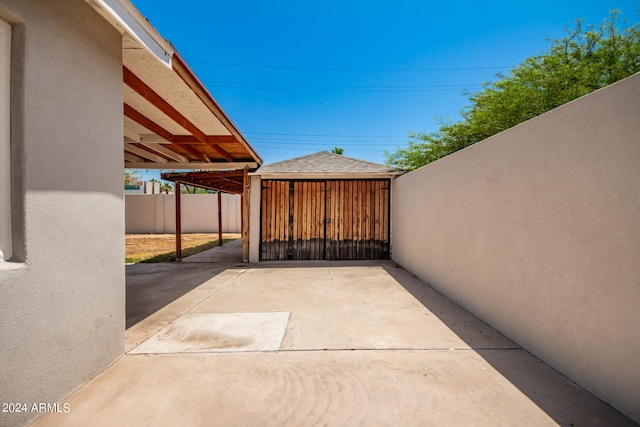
[253,146,393,152]
[191,61,513,72]
[249,138,405,145]
[245,132,405,137]
[202,80,480,93]
[204,81,479,89]
[205,84,474,93]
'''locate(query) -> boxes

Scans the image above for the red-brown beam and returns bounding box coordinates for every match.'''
[124,104,210,163]
[218,190,223,247]
[175,179,182,261]
[123,67,234,162]
[242,166,249,262]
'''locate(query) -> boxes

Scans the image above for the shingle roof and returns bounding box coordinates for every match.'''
[255,151,400,175]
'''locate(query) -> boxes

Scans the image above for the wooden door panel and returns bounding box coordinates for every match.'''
[325,179,390,260]
[261,180,290,260]
[288,181,325,260]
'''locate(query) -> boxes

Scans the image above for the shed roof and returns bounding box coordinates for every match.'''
[253,151,401,178]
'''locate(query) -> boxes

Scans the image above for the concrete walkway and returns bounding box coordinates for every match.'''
[33,240,634,426]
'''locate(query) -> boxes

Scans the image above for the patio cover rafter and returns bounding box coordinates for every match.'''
[161,170,246,194]
[124,103,212,163]
[123,66,234,162]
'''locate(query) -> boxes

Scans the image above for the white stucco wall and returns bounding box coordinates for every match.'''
[0,1,124,426]
[392,73,640,422]
[125,193,242,234]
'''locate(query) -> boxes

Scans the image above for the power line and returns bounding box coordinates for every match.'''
[245,131,405,137]
[202,80,480,93]
[244,132,404,138]
[204,81,479,89]
[249,138,405,145]
[191,61,513,72]
[254,145,391,152]
[205,84,474,93]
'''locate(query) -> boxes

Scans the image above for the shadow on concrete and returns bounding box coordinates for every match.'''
[125,240,245,329]
[379,262,636,426]
[124,253,634,425]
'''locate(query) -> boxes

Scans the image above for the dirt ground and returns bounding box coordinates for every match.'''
[125,233,241,262]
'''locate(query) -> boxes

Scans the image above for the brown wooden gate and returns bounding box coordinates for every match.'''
[260,179,390,260]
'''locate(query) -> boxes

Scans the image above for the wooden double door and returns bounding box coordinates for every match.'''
[260,179,390,260]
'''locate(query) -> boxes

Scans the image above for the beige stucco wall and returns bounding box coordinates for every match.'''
[0,1,124,426]
[249,175,261,262]
[392,73,640,422]
[125,193,242,234]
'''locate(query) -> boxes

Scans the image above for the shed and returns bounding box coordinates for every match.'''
[249,151,402,261]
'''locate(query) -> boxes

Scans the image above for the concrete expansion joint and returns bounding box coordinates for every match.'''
[268,347,524,353]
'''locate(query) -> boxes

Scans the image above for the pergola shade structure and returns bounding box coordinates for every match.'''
[161,169,251,262]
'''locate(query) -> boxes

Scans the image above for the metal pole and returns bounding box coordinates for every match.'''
[175,179,182,261]
[218,190,223,246]
[242,166,249,262]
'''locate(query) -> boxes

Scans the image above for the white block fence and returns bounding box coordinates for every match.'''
[125,193,241,234]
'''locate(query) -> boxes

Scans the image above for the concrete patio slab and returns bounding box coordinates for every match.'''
[130,312,290,353]
[181,238,244,264]
[31,244,636,426]
[30,350,635,427]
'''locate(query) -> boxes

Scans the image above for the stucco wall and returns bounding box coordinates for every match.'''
[0,1,124,426]
[249,175,261,262]
[125,193,242,234]
[391,73,640,422]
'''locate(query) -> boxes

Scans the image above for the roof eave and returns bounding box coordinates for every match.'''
[171,54,263,165]
[125,161,258,170]
[250,172,401,179]
[88,0,174,67]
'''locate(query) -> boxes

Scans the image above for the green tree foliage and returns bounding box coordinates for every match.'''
[124,169,141,187]
[160,182,173,194]
[330,147,344,155]
[180,185,210,194]
[385,10,640,170]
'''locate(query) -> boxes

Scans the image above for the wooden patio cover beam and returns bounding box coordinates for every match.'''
[161,171,244,195]
[124,104,210,163]
[123,66,234,162]
[163,170,245,179]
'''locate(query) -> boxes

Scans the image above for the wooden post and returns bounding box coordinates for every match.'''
[175,179,182,261]
[242,166,249,262]
[217,190,223,246]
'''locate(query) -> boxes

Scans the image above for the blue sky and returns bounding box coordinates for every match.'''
[130,0,639,178]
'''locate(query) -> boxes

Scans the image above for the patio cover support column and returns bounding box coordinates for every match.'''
[175,179,182,261]
[218,190,223,246]
[242,166,249,262]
